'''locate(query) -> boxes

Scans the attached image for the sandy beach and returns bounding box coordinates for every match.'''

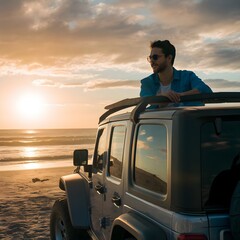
[0,166,76,240]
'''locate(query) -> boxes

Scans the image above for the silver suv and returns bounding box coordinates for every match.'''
[50,93,240,240]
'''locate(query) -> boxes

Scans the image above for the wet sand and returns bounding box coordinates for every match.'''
[0,166,75,239]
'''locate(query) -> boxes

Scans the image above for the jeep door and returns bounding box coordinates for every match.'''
[101,122,128,239]
[90,127,108,239]
[125,120,172,234]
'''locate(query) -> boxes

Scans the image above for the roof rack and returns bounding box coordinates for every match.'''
[99,92,240,124]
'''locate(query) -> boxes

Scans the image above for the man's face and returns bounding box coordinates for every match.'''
[148,48,169,73]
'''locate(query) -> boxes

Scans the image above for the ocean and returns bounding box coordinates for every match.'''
[0,129,96,171]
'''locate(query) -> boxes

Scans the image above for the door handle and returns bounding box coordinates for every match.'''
[111,194,121,207]
[94,183,105,194]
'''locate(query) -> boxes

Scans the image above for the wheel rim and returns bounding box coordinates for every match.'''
[55,217,67,240]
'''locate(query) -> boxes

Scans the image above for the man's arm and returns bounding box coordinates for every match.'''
[160,72,212,102]
[189,72,212,93]
[158,89,200,103]
[179,89,200,96]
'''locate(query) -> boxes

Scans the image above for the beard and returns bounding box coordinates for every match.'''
[152,61,168,73]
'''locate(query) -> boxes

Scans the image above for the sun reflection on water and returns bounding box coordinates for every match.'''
[23,147,37,158]
[23,162,41,170]
[22,147,41,169]
[25,130,37,134]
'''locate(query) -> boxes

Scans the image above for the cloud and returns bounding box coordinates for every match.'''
[32,77,240,92]
[0,0,239,74]
[204,44,240,70]
[71,79,140,90]
[204,79,240,89]
[149,0,240,71]
[0,0,148,65]
[198,0,240,21]
[177,40,240,71]
[147,136,153,142]
[137,140,150,150]
[32,77,140,90]
[32,79,58,87]
[152,0,240,28]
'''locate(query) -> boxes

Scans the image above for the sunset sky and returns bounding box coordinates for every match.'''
[0,0,239,129]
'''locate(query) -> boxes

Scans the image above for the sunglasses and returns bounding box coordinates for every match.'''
[147,54,164,62]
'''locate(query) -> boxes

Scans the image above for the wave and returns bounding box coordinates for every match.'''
[0,155,72,162]
[0,154,93,164]
[0,129,96,169]
[0,136,96,146]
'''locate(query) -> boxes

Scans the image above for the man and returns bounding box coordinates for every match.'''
[140,40,212,105]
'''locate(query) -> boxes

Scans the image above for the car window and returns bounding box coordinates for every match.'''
[201,118,240,209]
[134,124,167,195]
[93,128,107,173]
[108,125,126,179]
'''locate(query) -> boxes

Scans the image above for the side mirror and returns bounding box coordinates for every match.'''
[73,149,88,166]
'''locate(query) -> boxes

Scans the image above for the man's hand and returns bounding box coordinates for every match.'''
[157,90,181,103]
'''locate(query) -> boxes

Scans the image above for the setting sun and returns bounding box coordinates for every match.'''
[16,93,45,120]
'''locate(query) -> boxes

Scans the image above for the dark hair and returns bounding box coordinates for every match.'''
[150,40,176,65]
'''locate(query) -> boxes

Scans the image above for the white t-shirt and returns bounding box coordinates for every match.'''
[157,83,176,106]
[157,83,171,95]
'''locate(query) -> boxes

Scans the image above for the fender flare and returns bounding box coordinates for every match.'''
[111,212,167,240]
[59,173,90,228]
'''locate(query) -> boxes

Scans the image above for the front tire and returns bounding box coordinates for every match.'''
[50,199,89,240]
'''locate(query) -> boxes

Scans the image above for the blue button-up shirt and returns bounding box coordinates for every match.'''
[140,68,212,106]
